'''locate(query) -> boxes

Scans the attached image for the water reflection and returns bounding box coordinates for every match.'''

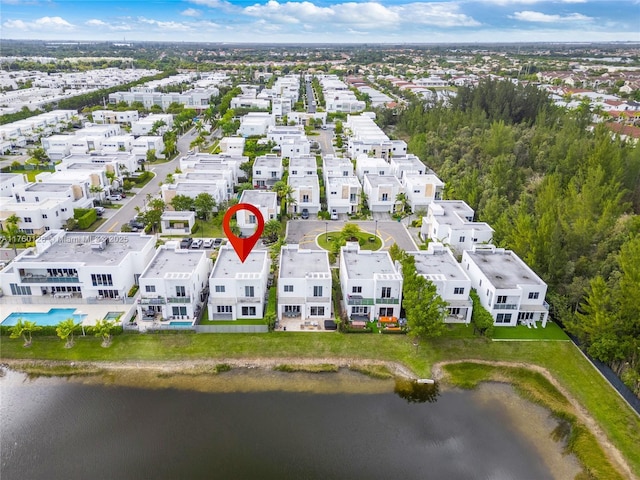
[394,378,440,403]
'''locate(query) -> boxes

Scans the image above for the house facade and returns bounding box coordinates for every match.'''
[339,243,403,321]
[208,246,270,320]
[363,174,403,213]
[278,245,332,321]
[237,190,278,235]
[462,245,549,327]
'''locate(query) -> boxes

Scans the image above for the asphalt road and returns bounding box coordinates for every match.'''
[96,127,208,233]
[286,219,418,251]
[316,128,334,156]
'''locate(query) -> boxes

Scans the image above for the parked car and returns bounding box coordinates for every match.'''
[191,239,203,249]
[213,238,223,246]
[129,219,145,230]
[180,237,193,249]
[330,209,338,220]
[202,238,214,249]
[95,207,105,216]
[301,208,310,219]
[107,194,122,201]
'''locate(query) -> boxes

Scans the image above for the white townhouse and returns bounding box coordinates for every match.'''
[339,243,403,321]
[326,176,362,215]
[278,245,332,321]
[462,245,549,327]
[322,155,354,186]
[92,110,139,125]
[0,230,155,299]
[266,125,306,143]
[108,89,217,112]
[57,153,139,181]
[230,95,270,111]
[161,179,228,207]
[101,135,134,154]
[0,173,26,198]
[411,243,473,323]
[363,174,403,213]
[288,175,321,215]
[390,154,433,179]
[132,136,165,160]
[238,112,275,137]
[345,113,407,160]
[280,137,311,159]
[402,174,444,210]
[288,156,318,177]
[179,153,245,184]
[421,201,494,255]
[41,135,73,160]
[355,155,392,182]
[137,245,212,325]
[237,190,278,235]
[131,114,174,136]
[208,246,270,321]
[252,154,283,189]
[219,137,246,155]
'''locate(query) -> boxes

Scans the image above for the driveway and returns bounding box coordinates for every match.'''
[286,219,418,251]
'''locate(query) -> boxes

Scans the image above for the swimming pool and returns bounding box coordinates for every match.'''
[104,311,124,321]
[169,321,193,327]
[2,308,87,327]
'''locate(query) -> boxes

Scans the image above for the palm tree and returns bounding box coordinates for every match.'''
[1,214,21,255]
[395,192,409,214]
[89,185,104,204]
[90,319,115,348]
[9,318,42,347]
[56,318,79,349]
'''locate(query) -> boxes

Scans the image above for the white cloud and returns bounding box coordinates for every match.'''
[3,16,75,31]
[187,0,235,10]
[487,0,586,4]
[181,8,202,17]
[511,10,593,22]
[86,19,108,26]
[242,1,478,28]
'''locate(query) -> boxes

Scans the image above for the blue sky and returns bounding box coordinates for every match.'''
[1,0,639,43]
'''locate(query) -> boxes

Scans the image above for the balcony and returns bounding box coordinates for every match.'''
[347,296,374,306]
[20,274,79,284]
[376,298,400,305]
[139,297,166,305]
[494,303,518,310]
[242,296,262,303]
[166,297,191,304]
[307,296,330,303]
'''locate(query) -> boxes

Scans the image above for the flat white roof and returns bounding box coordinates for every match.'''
[466,249,545,289]
[210,246,268,279]
[141,247,205,279]
[279,246,330,279]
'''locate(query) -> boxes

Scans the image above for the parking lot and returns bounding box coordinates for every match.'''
[286,219,418,252]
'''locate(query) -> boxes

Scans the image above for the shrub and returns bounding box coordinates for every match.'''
[127,284,139,297]
[73,208,97,229]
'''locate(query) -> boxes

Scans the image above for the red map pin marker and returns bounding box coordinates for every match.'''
[223,203,265,263]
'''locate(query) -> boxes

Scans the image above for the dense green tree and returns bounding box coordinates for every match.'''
[56,318,79,349]
[170,194,195,212]
[9,318,42,347]
[194,193,216,220]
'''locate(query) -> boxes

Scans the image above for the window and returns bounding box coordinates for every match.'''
[496,313,512,324]
[284,285,294,292]
[271,171,277,178]
[310,306,325,316]
[352,286,362,293]
[24,217,32,223]
[381,287,391,298]
[302,194,309,203]
[249,215,257,224]
[176,286,186,297]
[313,286,323,297]
[343,171,349,176]
[215,285,225,293]
[241,306,256,316]
[528,292,539,300]
[378,170,385,175]
[291,170,297,175]
[91,274,113,286]
[350,193,357,202]
[381,193,388,201]
[42,214,48,219]
[414,189,420,193]
[10,284,31,295]
[459,236,465,242]
[145,285,156,293]
[352,306,369,314]
[216,305,232,313]
[331,191,337,195]
[454,287,464,295]
[255,170,262,175]
[449,307,461,315]
[518,312,534,320]
[496,295,507,304]
[379,307,393,316]
[245,286,254,297]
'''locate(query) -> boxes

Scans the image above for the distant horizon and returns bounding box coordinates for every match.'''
[1,0,639,44]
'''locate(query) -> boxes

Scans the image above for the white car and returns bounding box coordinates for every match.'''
[107,194,122,201]
[331,209,338,220]
[190,239,203,249]
[202,238,214,248]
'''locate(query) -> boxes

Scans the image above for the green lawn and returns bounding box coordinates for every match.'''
[1,334,638,476]
[492,321,570,340]
[191,219,224,238]
[6,168,54,182]
[316,231,382,251]
[199,319,266,326]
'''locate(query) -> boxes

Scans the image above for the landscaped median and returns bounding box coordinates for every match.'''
[1,333,638,478]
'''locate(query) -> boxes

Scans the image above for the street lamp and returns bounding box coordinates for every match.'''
[375,219,378,240]
[325,221,328,242]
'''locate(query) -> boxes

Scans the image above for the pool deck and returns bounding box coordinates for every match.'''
[1,303,131,327]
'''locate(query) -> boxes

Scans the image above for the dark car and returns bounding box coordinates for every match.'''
[129,219,145,231]
[180,237,193,249]
[301,208,310,219]
[213,238,223,246]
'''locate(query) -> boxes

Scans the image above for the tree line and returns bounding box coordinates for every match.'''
[394,79,640,396]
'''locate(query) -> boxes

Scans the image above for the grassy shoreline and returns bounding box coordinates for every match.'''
[1,333,639,477]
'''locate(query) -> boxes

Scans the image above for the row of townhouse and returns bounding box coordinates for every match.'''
[0,110,77,152]
[344,113,407,160]
[316,75,366,113]
[108,88,218,112]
